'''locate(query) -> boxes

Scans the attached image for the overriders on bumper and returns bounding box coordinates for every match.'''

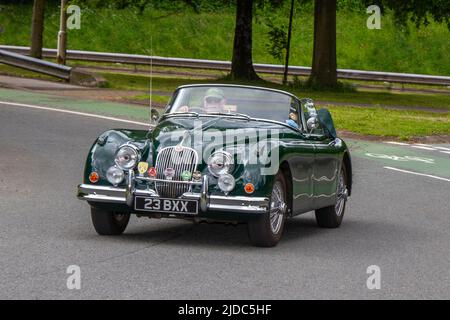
[77,183,270,214]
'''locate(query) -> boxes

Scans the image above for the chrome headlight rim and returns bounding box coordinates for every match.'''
[106,165,125,186]
[114,143,141,171]
[207,150,234,177]
[218,173,235,193]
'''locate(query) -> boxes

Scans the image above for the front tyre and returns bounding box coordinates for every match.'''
[315,165,348,228]
[90,207,130,235]
[247,172,287,247]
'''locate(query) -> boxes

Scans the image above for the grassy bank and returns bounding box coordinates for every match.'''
[1,4,450,76]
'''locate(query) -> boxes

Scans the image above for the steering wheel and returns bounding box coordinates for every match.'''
[188,107,205,113]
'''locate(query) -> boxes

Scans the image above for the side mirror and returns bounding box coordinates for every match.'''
[150,108,160,124]
[306,116,319,132]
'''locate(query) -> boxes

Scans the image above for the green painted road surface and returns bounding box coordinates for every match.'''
[0,88,151,122]
[349,139,450,180]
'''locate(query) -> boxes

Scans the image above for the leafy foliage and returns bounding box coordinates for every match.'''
[265,20,288,61]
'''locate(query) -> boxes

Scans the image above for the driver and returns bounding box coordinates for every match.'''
[203,88,226,113]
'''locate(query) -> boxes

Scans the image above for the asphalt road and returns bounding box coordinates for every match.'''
[0,102,449,299]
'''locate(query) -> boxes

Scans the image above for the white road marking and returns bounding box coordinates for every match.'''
[385,141,450,155]
[414,143,434,147]
[413,143,450,151]
[384,166,450,182]
[0,101,149,126]
[410,145,437,151]
[385,141,410,146]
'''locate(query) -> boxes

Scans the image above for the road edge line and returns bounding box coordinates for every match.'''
[383,166,450,182]
[0,100,149,127]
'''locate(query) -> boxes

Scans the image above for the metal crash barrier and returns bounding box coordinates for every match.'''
[1,45,450,86]
[0,48,71,80]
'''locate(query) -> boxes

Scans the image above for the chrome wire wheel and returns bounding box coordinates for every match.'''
[247,172,287,247]
[335,168,347,217]
[315,165,348,229]
[270,181,286,234]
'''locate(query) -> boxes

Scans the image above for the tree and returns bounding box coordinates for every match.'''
[308,0,337,87]
[230,0,259,80]
[283,0,295,85]
[30,0,45,59]
[308,0,450,88]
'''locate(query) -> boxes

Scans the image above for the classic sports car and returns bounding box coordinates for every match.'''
[77,84,352,247]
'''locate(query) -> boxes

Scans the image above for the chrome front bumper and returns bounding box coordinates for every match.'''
[77,175,269,214]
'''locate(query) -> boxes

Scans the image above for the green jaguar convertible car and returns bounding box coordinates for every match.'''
[77,84,352,247]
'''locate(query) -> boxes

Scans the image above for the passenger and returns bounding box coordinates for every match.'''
[286,109,299,129]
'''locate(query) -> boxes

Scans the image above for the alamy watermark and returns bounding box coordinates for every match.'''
[166,123,280,176]
[67,5,81,30]
[366,265,381,290]
[367,5,381,29]
[66,265,81,290]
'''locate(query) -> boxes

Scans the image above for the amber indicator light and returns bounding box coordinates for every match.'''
[244,183,255,194]
[89,172,99,183]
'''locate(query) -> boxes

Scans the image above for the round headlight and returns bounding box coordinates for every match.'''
[207,151,234,177]
[218,174,235,193]
[115,145,139,170]
[106,166,124,186]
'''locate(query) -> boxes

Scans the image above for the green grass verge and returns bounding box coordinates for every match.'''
[130,93,170,104]
[327,106,450,140]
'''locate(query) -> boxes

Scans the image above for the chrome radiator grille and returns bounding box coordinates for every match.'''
[155,146,198,198]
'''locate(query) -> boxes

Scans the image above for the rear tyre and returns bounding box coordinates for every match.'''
[90,207,130,235]
[315,165,348,228]
[247,172,287,247]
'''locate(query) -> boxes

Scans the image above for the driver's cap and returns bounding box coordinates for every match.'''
[205,88,225,100]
